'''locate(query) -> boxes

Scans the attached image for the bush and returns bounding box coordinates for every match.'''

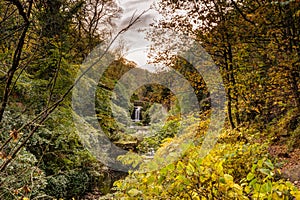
[45,170,90,199]
[114,125,300,199]
[0,150,48,199]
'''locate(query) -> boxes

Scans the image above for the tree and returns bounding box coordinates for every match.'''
[0,0,144,198]
[149,0,300,129]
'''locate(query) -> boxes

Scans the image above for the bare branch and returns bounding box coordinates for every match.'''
[5,0,28,23]
[230,0,255,25]
[0,0,33,123]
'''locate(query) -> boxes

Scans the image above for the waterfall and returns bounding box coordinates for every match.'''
[133,106,142,122]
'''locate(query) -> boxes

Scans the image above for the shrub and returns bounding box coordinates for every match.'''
[114,125,299,199]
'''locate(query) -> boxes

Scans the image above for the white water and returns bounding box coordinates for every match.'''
[133,106,142,122]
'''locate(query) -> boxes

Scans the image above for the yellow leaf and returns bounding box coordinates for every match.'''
[9,129,18,142]
[0,151,7,160]
[291,191,300,199]
[23,185,31,193]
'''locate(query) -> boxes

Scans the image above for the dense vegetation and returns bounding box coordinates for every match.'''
[0,0,299,199]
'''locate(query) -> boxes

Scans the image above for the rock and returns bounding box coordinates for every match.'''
[281,165,300,182]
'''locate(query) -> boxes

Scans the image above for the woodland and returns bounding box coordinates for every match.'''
[0,0,300,199]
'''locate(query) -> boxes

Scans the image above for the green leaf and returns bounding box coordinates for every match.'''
[249,178,257,187]
[186,163,195,176]
[259,168,271,176]
[251,164,257,173]
[262,181,272,193]
[166,163,175,171]
[246,172,255,181]
[257,159,264,168]
[128,188,142,197]
[264,159,274,170]
[219,177,226,184]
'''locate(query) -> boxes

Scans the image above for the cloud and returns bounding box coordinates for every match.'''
[112,0,160,71]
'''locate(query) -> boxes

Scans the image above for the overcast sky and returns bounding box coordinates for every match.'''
[113,0,160,71]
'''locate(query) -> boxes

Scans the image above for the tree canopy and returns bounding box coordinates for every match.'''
[0,0,299,199]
